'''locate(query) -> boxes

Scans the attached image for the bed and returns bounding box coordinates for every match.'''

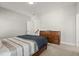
[0,35,48,56]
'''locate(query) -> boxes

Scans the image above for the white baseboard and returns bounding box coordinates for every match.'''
[61,41,75,47]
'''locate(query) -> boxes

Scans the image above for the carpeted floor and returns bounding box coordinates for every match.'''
[40,43,79,56]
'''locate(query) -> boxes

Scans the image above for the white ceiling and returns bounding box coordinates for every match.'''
[0,2,34,16]
[0,2,76,16]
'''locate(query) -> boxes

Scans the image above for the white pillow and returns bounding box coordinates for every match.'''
[0,40,2,48]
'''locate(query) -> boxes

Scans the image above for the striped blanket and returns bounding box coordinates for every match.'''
[0,37,38,56]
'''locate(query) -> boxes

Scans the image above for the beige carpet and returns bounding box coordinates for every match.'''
[40,43,79,56]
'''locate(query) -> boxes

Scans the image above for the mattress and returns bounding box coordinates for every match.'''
[1,37,38,56]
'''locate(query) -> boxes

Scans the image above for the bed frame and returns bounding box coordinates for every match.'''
[32,44,47,56]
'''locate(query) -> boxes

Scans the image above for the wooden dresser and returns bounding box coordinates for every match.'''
[40,31,61,45]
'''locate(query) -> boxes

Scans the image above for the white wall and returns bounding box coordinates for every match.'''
[0,6,40,39]
[39,3,76,46]
[0,7,29,39]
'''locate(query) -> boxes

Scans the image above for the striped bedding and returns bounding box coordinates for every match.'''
[1,37,38,56]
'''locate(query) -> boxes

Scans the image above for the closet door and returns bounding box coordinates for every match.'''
[76,3,79,47]
[76,16,79,47]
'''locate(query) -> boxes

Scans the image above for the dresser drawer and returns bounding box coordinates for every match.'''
[40,31,60,45]
[53,40,59,44]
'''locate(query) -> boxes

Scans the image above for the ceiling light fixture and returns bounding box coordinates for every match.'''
[28,2,34,4]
